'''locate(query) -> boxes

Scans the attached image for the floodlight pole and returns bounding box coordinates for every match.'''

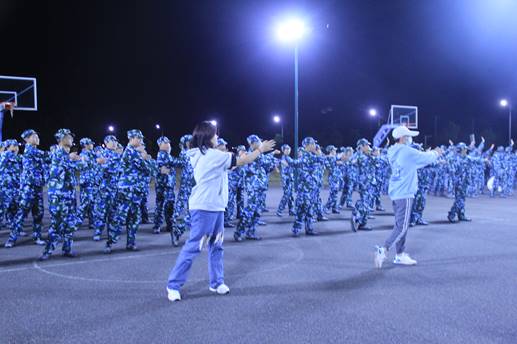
[509,104,512,145]
[294,44,299,159]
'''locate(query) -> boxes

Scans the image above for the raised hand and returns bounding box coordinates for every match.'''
[259,140,276,153]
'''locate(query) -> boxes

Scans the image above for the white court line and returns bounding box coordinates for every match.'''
[1,242,305,285]
[0,251,173,274]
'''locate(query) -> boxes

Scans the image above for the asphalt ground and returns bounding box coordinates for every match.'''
[1,187,516,344]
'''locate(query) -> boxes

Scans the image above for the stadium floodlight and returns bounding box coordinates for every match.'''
[273,114,283,138]
[276,18,308,43]
[499,99,512,144]
[274,17,310,162]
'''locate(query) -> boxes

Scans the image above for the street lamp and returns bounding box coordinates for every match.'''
[368,108,381,127]
[273,114,283,139]
[108,125,115,133]
[275,17,308,158]
[155,123,164,136]
[500,99,512,144]
[209,120,217,126]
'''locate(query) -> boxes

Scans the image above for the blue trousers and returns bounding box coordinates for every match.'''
[167,210,225,291]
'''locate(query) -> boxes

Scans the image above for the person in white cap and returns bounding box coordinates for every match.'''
[374,126,443,268]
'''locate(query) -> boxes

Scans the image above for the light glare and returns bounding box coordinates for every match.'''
[276,18,308,43]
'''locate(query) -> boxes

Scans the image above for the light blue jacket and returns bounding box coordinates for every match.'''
[388,144,439,200]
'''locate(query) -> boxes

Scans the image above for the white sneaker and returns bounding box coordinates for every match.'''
[393,253,417,266]
[374,245,387,269]
[209,284,230,295]
[167,288,181,302]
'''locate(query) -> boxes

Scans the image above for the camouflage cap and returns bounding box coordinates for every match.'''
[4,139,20,147]
[127,129,144,140]
[302,137,317,147]
[157,136,171,145]
[54,128,74,142]
[80,138,94,147]
[356,138,371,148]
[21,129,37,140]
[104,135,118,143]
[246,135,261,144]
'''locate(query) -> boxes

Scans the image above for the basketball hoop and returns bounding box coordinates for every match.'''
[1,102,15,118]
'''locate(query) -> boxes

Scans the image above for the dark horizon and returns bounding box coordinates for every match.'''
[1,0,516,151]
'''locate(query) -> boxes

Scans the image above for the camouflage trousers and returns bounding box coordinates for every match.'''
[293,191,314,233]
[44,194,78,255]
[172,185,192,238]
[93,186,118,236]
[140,188,150,223]
[352,187,374,226]
[226,185,244,222]
[449,185,467,219]
[154,185,175,230]
[108,189,143,246]
[78,184,97,228]
[410,188,427,224]
[277,179,295,215]
[9,185,44,242]
[340,178,355,207]
[1,187,18,232]
[236,187,263,237]
[325,178,342,212]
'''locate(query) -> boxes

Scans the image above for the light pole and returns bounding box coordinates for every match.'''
[273,114,283,139]
[500,99,512,144]
[276,18,308,158]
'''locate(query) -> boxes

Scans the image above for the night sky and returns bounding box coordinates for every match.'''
[1,0,516,151]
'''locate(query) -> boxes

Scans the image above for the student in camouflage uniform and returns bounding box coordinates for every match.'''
[312,144,328,222]
[276,144,296,217]
[291,137,326,236]
[410,144,433,226]
[447,142,474,223]
[92,135,121,241]
[371,147,387,212]
[339,147,355,209]
[104,129,155,253]
[0,140,22,241]
[39,129,81,261]
[139,143,152,224]
[5,130,48,247]
[324,145,343,214]
[350,138,376,232]
[234,135,279,241]
[215,138,235,227]
[153,136,179,234]
[227,145,246,223]
[171,134,195,246]
[76,138,98,229]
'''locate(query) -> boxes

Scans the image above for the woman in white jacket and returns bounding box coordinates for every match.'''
[166,121,275,302]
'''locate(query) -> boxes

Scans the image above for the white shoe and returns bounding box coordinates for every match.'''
[167,288,181,302]
[209,284,230,295]
[393,253,417,266]
[374,245,387,269]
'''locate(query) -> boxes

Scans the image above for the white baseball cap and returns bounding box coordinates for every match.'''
[392,126,420,139]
